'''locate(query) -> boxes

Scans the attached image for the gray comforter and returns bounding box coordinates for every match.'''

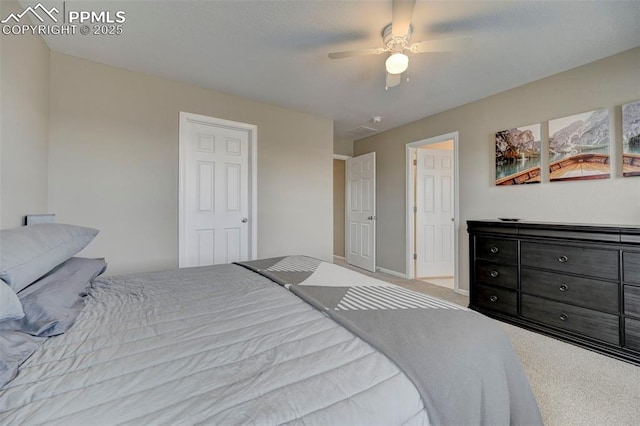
[0,264,427,425]
[1,258,541,425]
[237,256,543,426]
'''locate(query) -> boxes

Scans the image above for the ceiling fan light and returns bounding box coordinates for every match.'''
[385,53,409,74]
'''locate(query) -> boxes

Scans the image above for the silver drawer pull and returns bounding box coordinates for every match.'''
[489,295,498,303]
[490,271,499,278]
[559,313,568,321]
[558,255,569,263]
[490,246,499,254]
[559,284,569,292]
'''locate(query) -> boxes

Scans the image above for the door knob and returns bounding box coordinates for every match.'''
[367,216,376,220]
[241,218,248,223]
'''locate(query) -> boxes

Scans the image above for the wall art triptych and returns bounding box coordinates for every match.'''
[495,100,640,186]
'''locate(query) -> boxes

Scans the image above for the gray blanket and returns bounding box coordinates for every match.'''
[237,256,543,426]
[1,264,428,425]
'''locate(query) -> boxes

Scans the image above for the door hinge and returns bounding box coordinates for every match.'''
[413,159,417,166]
[413,206,417,213]
[413,253,417,260]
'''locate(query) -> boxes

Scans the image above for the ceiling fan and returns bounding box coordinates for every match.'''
[328,0,472,89]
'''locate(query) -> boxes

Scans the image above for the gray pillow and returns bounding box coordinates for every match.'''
[0,223,99,293]
[0,279,24,322]
[0,257,107,337]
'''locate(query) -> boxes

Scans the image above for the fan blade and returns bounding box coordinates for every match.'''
[328,47,385,59]
[409,36,472,53]
[386,72,402,88]
[392,0,416,37]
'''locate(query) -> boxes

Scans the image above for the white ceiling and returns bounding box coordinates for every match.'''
[32,1,640,140]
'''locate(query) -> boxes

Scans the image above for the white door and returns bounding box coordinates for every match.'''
[416,148,454,277]
[346,153,376,272]
[180,114,250,267]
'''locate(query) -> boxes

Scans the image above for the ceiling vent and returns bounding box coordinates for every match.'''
[347,125,379,138]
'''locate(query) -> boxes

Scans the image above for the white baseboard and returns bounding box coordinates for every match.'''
[376,266,407,279]
[455,289,469,296]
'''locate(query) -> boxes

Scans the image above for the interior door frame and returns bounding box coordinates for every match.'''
[405,132,462,293]
[178,111,258,267]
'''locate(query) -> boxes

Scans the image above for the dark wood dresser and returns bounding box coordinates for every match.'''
[468,220,640,364]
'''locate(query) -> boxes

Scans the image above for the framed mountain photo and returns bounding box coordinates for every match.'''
[622,100,640,177]
[549,109,610,182]
[495,123,541,185]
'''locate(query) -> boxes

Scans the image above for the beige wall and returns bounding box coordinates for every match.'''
[48,53,333,274]
[0,0,50,228]
[333,159,345,257]
[423,140,453,151]
[355,47,640,290]
[334,136,353,156]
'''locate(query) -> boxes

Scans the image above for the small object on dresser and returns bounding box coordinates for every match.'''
[497,217,520,222]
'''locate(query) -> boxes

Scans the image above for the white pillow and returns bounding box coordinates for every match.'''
[0,279,24,322]
[0,223,99,293]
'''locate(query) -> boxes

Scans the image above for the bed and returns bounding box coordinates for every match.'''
[0,224,542,425]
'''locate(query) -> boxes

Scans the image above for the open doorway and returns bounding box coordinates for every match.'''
[333,155,349,261]
[405,132,462,293]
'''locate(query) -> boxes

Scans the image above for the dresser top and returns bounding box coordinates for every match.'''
[468,220,640,243]
[468,220,640,232]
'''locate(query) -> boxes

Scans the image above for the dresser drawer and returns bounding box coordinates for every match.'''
[521,242,619,280]
[626,318,640,352]
[623,252,640,285]
[521,294,619,345]
[624,285,640,319]
[475,237,517,264]
[476,261,517,289]
[471,285,517,316]
[521,268,618,313]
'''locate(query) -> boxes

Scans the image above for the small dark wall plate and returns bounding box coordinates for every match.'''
[25,214,56,225]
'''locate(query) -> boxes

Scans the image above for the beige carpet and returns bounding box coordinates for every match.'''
[334,259,640,426]
[418,277,455,290]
